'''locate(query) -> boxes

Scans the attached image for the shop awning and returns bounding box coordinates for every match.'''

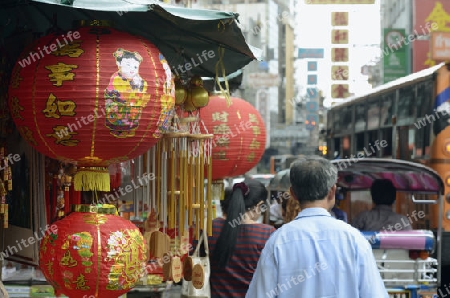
[0,0,261,78]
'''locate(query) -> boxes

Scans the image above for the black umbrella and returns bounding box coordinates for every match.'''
[0,0,261,79]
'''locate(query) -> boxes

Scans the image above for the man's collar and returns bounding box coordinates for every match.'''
[295,207,331,220]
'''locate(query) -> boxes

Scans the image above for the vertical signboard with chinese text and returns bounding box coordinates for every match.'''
[331,11,350,99]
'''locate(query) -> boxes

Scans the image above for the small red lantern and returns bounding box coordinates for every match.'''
[39,205,147,298]
[8,25,175,190]
[200,95,266,180]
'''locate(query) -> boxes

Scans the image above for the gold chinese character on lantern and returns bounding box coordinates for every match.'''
[212,111,229,122]
[43,93,76,118]
[73,273,90,290]
[247,152,256,162]
[52,41,85,58]
[60,250,78,267]
[249,138,261,149]
[10,67,23,89]
[45,62,78,86]
[17,126,38,146]
[45,261,54,277]
[252,126,261,135]
[10,97,24,120]
[248,114,259,124]
[216,137,230,147]
[213,124,231,135]
[47,126,79,146]
[213,151,228,160]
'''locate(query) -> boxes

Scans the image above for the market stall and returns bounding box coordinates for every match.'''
[0,0,264,296]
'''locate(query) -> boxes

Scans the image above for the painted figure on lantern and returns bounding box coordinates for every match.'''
[153,53,175,138]
[104,48,150,138]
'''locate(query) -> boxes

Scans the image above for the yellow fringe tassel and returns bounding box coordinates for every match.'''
[74,167,110,192]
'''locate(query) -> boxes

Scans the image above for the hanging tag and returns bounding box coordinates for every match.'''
[7,180,12,191]
[162,252,172,281]
[180,233,190,255]
[183,256,193,281]
[192,263,205,289]
[171,256,182,283]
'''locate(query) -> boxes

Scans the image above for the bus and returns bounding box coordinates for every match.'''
[326,62,450,276]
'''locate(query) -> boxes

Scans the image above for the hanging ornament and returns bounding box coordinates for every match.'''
[8,24,175,192]
[39,204,147,298]
[184,76,209,111]
[175,77,187,106]
[201,95,266,180]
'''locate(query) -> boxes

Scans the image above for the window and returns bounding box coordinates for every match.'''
[367,99,380,130]
[397,87,416,126]
[416,81,433,119]
[356,132,365,156]
[380,128,393,157]
[380,93,393,127]
[355,103,366,132]
[334,138,341,158]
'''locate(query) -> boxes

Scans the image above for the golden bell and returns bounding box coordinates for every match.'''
[190,75,203,87]
[175,80,187,105]
[183,92,197,112]
[189,85,209,108]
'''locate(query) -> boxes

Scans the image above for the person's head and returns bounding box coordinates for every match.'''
[289,155,337,211]
[213,178,268,268]
[370,179,396,206]
[114,48,143,79]
[220,187,233,218]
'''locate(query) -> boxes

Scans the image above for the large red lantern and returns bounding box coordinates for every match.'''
[200,95,266,180]
[8,25,175,189]
[39,205,147,298]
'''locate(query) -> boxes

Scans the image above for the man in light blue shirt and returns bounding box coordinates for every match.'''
[246,156,388,298]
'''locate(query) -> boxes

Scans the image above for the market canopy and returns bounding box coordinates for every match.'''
[0,0,262,78]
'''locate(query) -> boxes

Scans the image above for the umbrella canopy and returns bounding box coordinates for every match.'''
[0,0,261,78]
[267,159,445,195]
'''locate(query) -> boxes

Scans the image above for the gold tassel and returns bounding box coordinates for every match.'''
[215,46,231,106]
[73,167,110,191]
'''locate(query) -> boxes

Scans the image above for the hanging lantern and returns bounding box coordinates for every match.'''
[200,95,266,180]
[8,25,175,191]
[39,205,147,298]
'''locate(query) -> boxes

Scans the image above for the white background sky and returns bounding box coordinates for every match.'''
[294,0,381,107]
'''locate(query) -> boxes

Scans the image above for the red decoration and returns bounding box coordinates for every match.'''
[8,26,175,167]
[39,206,147,298]
[200,95,266,180]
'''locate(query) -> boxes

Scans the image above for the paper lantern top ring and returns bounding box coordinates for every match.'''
[8,26,175,167]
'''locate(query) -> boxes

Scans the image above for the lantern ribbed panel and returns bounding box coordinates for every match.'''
[39,211,147,298]
[8,27,175,166]
[200,96,266,180]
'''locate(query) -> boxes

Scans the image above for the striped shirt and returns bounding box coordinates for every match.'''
[208,218,275,298]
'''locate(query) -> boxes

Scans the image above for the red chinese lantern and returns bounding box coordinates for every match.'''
[39,205,147,298]
[8,25,175,191]
[200,95,266,180]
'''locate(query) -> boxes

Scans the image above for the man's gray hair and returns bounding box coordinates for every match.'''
[289,155,337,203]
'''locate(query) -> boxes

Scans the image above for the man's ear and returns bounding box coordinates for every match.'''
[328,184,337,201]
[289,187,296,200]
